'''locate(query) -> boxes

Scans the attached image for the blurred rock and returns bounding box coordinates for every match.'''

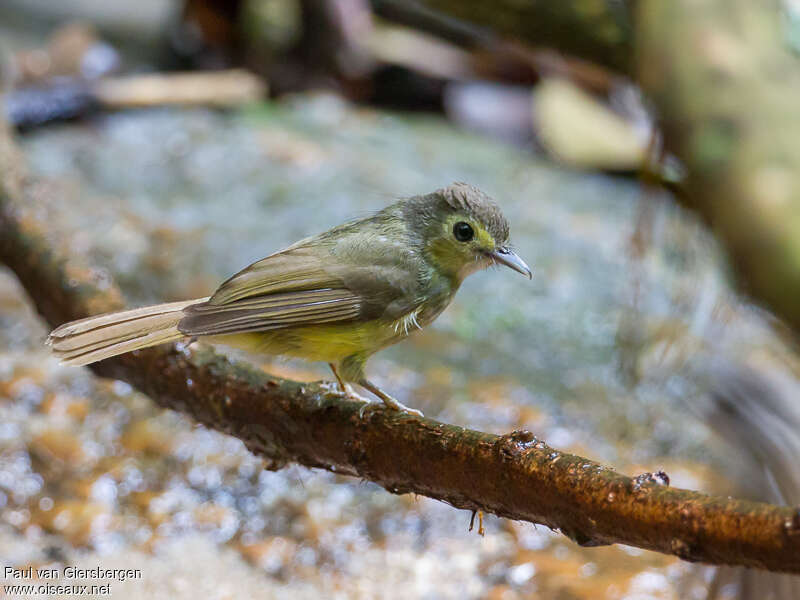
[533,77,647,171]
[444,81,533,145]
[236,535,298,573]
[7,21,120,87]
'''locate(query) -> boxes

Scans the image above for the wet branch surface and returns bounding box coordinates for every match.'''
[2,122,800,574]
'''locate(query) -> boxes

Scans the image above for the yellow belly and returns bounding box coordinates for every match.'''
[207,319,403,364]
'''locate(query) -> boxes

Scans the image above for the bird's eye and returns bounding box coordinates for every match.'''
[453,221,474,242]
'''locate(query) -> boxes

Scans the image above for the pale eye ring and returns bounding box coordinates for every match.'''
[453,221,474,242]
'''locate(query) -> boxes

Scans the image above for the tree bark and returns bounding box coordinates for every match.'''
[636,0,800,336]
[2,120,800,573]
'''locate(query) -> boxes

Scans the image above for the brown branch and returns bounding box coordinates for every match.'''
[371,0,634,74]
[1,120,800,574]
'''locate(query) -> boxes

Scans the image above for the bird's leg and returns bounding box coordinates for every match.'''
[337,355,422,417]
[329,362,347,394]
[324,363,370,403]
[359,379,424,418]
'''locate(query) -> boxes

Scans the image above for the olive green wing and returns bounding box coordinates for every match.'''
[206,242,329,304]
[177,243,411,337]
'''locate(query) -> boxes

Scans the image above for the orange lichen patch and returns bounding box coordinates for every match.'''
[128,490,170,528]
[91,456,135,481]
[236,536,298,571]
[63,476,100,501]
[0,381,13,401]
[62,262,124,315]
[485,585,520,600]
[30,428,88,466]
[128,490,159,512]
[134,533,161,554]
[39,393,90,421]
[3,370,48,395]
[193,503,236,529]
[121,419,176,455]
[499,519,683,599]
[506,543,678,600]
[60,472,118,506]
[31,500,115,546]
[15,211,48,240]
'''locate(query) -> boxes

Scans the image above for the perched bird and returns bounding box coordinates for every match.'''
[47,183,531,416]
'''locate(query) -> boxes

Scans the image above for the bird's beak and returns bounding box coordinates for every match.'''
[489,247,532,279]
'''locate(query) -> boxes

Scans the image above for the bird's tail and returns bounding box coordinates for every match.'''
[46,297,209,366]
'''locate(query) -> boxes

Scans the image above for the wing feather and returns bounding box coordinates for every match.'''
[209,246,340,304]
[178,245,365,336]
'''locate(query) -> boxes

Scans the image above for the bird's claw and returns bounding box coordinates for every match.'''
[358,402,378,419]
[320,381,341,396]
[359,397,424,419]
[323,380,423,418]
[321,381,370,402]
[387,400,424,418]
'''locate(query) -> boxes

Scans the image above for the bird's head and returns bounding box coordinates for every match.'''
[407,182,531,282]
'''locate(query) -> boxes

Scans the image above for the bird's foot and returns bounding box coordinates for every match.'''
[319,380,341,396]
[358,402,379,419]
[321,381,371,403]
[378,395,424,418]
[326,372,424,418]
[359,400,423,419]
[356,379,424,418]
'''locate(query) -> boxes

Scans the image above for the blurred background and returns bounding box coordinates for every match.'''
[1,1,799,598]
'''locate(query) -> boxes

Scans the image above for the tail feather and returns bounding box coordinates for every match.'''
[47,298,209,366]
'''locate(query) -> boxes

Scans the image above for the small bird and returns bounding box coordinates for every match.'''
[47,183,531,417]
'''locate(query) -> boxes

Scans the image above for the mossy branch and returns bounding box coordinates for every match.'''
[2,120,800,573]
